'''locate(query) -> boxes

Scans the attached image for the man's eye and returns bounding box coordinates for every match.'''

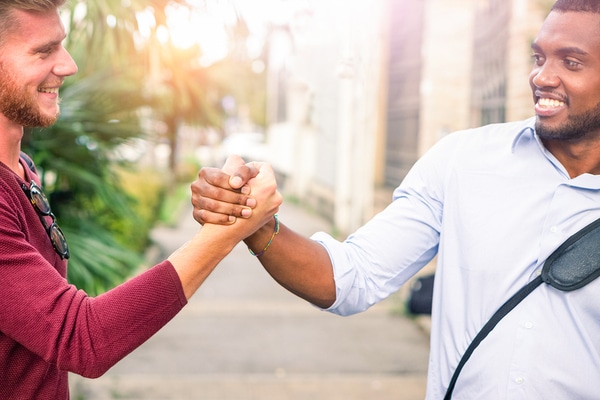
[36,46,55,58]
[531,54,544,66]
[564,59,581,69]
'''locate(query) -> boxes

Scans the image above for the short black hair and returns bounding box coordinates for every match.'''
[552,0,600,13]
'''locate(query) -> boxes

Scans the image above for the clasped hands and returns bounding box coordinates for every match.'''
[191,155,281,240]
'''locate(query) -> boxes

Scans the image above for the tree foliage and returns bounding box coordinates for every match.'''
[21,0,246,295]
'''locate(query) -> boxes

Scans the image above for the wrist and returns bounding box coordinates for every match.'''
[245,215,279,257]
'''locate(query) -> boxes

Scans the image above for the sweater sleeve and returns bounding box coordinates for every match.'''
[0,175,187,378]
[53,261,187,377]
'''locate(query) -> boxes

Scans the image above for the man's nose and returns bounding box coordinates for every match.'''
[531,61,559,88]
[54,46,78,77]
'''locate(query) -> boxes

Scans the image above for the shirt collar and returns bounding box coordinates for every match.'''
[510,117,566,173]
[513,117,600,187]
[510,117,571,180]
[510,117,537,153]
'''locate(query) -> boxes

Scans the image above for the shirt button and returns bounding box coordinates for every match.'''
[515,377,525,385]
[550,226,558,233]
[525,322,533,329]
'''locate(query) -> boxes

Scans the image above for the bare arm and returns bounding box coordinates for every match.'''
[244,218,336,309]
[191,155,336,308]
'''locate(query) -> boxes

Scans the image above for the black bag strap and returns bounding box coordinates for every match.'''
[444,216,600,399]
[443,275,543,399]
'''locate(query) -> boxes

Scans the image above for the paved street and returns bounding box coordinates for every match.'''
[70,202,430,400]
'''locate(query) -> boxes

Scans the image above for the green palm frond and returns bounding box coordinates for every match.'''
[22,70,152,296]
[19,0,246,295]
[63,220,144,296]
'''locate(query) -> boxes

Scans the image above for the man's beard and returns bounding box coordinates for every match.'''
[0,64,59,128]
[536,101,600,141]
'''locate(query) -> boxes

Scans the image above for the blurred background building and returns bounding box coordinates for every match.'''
[237,0,551,236]
[24,0,553,296]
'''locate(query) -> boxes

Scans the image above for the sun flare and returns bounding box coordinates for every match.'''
[137,0,321,67]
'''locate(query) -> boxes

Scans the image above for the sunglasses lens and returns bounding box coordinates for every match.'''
[30,184,51,215]
[24,181,70,259]
[49,224,70,259]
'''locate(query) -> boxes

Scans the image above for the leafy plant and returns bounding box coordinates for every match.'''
[21,0,262,295]
[22,69,158,294]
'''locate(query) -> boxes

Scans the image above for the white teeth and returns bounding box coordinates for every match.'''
[538,98,565,108]
[38,88,58,94]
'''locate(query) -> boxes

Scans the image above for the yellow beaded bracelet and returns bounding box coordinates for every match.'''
[248,215,280,257]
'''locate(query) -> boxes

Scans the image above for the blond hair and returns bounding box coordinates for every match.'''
[0,0,67,45]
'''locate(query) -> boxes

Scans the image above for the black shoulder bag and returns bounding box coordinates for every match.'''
[407,273,435,315]
[444,217,600,399]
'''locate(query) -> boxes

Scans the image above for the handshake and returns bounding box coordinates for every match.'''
[191,155,281,234]
[186,154,336,309]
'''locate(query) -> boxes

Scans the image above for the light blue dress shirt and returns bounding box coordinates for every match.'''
[313,118,600,399]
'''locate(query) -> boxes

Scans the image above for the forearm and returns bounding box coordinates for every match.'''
[168,224,240,299]
[244,219,336,308]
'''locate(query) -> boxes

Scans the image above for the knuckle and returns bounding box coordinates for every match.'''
[193,209,207,225]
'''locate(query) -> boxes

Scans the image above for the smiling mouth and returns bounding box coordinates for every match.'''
[38,87,59,94]
[537,97,566,108]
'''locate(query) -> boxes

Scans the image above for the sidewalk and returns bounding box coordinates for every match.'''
[70,202,430,400]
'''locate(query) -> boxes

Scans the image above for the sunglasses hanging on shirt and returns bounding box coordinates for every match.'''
[21,180,70,260]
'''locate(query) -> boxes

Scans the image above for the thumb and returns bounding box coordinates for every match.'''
[222,154,246,175]
[222,155,260,191]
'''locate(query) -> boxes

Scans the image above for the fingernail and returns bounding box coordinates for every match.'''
[241,208,252,218]
[246,198,256,208]
[231,176,243,188]
[228,215,236,223]
[241,185,250,195]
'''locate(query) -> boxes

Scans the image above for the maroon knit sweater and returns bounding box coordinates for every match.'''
[0,157,187,399]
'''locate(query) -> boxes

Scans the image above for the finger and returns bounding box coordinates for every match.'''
[221,155,257,192]
[197,167,235,190]
[191,178,253,209]
[245,161,271,187]
[191,168,255,221]
[228,166,261,192]
[244,162,282,221]
[224,161,283,237]
[191,191,253,218]
[192,207,236,225]
[195,167,248,200]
